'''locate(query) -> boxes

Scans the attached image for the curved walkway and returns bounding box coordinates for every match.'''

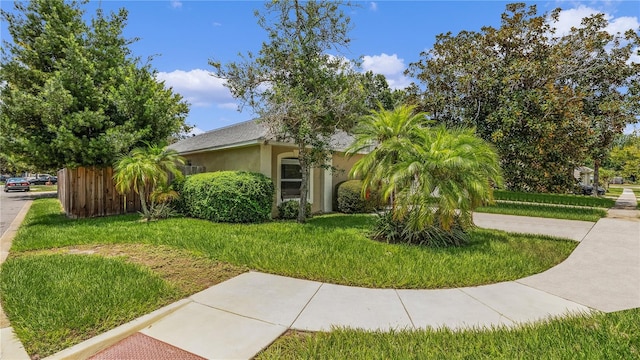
[4,191,639,360]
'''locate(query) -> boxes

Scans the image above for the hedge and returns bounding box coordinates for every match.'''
[336,180,382,214]
[181,171,274,223]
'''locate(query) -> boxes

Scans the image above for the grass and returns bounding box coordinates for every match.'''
[257,308,640,359]
[476,202,607,222]
[606,187,624,197]
[9,199,577,289]
[0,254,177,357]
[30,184,57,192]
[494,190,615,208]
[0,245,246,357]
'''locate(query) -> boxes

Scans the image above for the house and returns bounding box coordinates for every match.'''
[168,119,363,215]
[574,166,594,186]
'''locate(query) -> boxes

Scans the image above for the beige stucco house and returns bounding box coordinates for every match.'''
[168,120,363,215]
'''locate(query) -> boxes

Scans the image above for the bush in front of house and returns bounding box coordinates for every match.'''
[169,175,188,214]
[278,200,311,220]
[182,171,274,223]
[372,211,470,247]
[336,179,382,214]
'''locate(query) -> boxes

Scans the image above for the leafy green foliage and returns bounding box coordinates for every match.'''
[336,180,381,214]
[113,145,184,219]
[372,211,470,247]
[347,105,502,245]
[608,133,640,182]
[211,0,365,222]
[0,1,189,169]
[182,171,274,223]
[278,200,312,220]
[407,3,638,193]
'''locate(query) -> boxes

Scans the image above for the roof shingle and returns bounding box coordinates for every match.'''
[169,119,355,154]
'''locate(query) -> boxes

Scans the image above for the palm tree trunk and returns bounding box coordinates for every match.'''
[138,185,149,218]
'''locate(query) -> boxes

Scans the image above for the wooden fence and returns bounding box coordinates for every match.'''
[58,165,206,219]
[58,167,142,219]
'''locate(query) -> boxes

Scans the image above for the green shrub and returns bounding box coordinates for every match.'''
[372,211,470,247]
[182,171,274,223]
[337,180,381,214]
[278,200,312,220]
[169,175,188,215]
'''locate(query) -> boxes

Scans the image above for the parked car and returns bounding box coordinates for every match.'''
[580,183,605,196]
[4,177,30,192]
[29,175,57,185]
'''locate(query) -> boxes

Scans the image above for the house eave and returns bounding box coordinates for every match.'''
[177,139,264,156]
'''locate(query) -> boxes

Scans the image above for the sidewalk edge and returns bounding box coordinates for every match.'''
[45,299,192,360]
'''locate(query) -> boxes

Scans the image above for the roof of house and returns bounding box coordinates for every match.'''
[168,119,356,155]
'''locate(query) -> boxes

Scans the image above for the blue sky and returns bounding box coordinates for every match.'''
[2,1,639,134]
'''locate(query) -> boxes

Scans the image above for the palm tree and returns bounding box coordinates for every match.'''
[114,145,185,219]
[348,104,502,244]
[346,104,430,202]
[391,125,502,231]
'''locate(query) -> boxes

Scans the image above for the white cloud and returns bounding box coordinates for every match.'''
[361,53,411,89]
[553,5,599,36]
[362,53,405,76]
[212,22,222,27]
[553,5,639,36]
[170,1,182,9]
[369,2,378,12]
[156,69,236,108]
[606,16,640,35]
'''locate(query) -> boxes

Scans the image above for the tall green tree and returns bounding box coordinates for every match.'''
[608,133,640,182]
[359,71,407,111]
[558,14,639,195]
[211,0,365,222]
[407,3,637,193]
[0,0,190,170]
[347,105,502,245]
[114,145,184,219]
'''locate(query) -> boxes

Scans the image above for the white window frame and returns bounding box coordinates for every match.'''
[277,152,313,204]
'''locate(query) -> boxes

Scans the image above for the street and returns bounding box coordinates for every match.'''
[0,190,56,237]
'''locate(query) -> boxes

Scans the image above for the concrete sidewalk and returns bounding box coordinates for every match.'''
[2,190,636,360]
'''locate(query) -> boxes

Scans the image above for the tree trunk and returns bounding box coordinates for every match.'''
[297,144,308,223]
[592,159,600,197]
[138,184,150,217]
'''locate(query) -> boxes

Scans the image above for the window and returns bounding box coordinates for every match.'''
[280,158,302,200]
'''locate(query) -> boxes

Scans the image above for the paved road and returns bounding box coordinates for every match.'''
[0,190,56,236]
[0,190,32,237]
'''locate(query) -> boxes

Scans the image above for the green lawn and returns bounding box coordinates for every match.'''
[30,184,57,192]
[493,190,615,208]
[476,202,607,222]
[258,308,640,359]
[9,199,576,289]
[0,254,179,357]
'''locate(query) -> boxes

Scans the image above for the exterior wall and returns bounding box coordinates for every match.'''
[183,145,262,173]
[332,151,363,187]
[180,145,359,217]
[312,167,322,213]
